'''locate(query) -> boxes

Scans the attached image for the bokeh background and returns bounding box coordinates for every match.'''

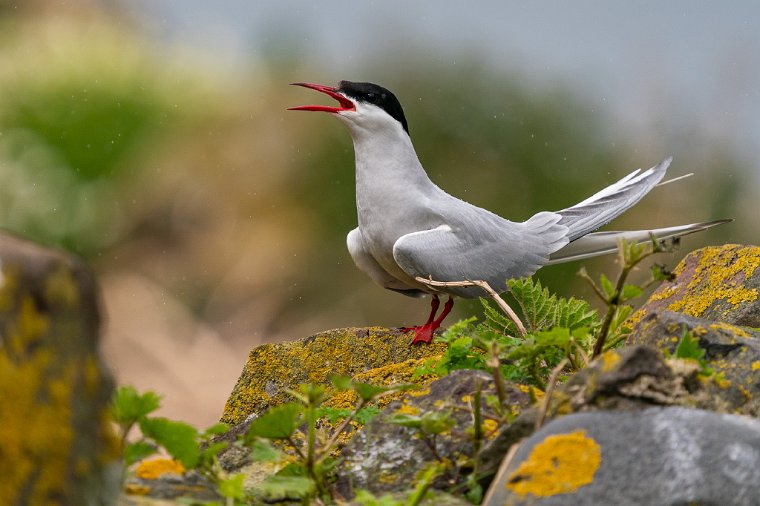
[1,1,757,426]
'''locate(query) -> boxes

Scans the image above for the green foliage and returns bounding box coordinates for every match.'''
[673,327,714,376]
[247,402,303,440]
[240,377,416,503]
[0,17,213,255]
[138,417,200,468]
[316,406,382,425]
[417,277,599,387]
[110,386,161,426]
[110,386,249,504]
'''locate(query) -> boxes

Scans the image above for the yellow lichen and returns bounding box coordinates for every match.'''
[124,483,151,496]
[667,246,759,317]
[135,458,186,480]
[627,246,760,329]
[507,430,601,497]
[481,418,499,435]
[600,351,620,372]
[751,361,760,371]
[710,322,751,339]
[44,265,80,309]
[222,328,445,424]
[394,403,420,416]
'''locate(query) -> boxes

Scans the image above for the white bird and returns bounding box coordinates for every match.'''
[289,81,730,344]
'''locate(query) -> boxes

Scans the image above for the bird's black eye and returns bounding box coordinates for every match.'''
[365,93,375,102]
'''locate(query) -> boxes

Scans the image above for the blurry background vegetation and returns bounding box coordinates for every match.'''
[0,1,754,425]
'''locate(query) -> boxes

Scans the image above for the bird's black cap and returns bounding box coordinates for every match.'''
[338,81,409,134]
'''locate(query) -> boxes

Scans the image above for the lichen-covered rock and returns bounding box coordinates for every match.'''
[336,369,532,499]
[483,407,760,506]
[0,232,120,505]
[120,457,217,503]
[221,327,446,424]
[629,311,760,415]
[629,244,760,328]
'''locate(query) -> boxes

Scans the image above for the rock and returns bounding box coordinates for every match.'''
[629,311,760,415]
[221,327,446,424]
[483,407,760,506]
[336,369,532,499]
[0,232,120,505]
[629,244,760,328]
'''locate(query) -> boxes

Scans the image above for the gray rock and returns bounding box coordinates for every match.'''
[336,369,532,499]
[629,311,760,415]
[0,232,120,505]
[484,407,760,506]
[628,244,760,328]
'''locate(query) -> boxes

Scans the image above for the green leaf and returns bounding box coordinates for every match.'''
[621,284,643,301]
[250,438,280,462]
[419,411,456,435]
[200,441,229,461]
[599,274,615,300]
[255,475,315,500]
[201,422,229,437]
[139,417,200,468]
[110,386,161,425]
[386,413,422,429]
[354,489,403,506]
[247,402,302,440]
[675,329,705,362]
[218,473,246,500]
[651,263,675,282]
[316,406,381,424]
[329,375,353,391]
[353,381,417,402]
[123,441,156,465]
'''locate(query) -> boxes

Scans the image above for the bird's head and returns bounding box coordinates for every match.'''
[289,81,409,136]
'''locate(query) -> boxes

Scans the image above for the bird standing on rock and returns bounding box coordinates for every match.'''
[289,80,730,344]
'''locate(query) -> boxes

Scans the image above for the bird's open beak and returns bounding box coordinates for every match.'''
[288,82,355,113]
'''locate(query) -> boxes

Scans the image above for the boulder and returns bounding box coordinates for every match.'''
[221,327,446,424]
[484,407,760,506]
[629,244,760,328]
[336,369,532,499]
[0,232,120,505]
[629,311,760,415]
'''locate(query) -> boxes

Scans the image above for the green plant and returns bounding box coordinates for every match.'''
[110,386,258,505]
[670,326,714,376]
[580,236,674,357]
[245,377,417,503]
[419,237,673,390]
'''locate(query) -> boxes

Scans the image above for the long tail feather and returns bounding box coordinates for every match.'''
[557,157,671,241]
[547,219,732,264]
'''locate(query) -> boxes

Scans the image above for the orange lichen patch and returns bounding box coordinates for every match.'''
[600,351,621,372]
[507,430,601,497]
[135,458,186,480]
[124,483,151,496]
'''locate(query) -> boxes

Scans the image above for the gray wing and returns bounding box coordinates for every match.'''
[392,211,569,298]
[347,227,426,297]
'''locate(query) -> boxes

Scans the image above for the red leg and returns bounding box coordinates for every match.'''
[400,295,440,332]
[403,295,455,345]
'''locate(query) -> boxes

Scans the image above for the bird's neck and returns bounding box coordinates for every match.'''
[349,127,433,193]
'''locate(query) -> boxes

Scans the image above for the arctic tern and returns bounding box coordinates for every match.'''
[289,80,729,344]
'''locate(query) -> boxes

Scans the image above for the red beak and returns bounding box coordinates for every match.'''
[288,82,356,113]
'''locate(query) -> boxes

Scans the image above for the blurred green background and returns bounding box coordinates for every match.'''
[0,2,754,425]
